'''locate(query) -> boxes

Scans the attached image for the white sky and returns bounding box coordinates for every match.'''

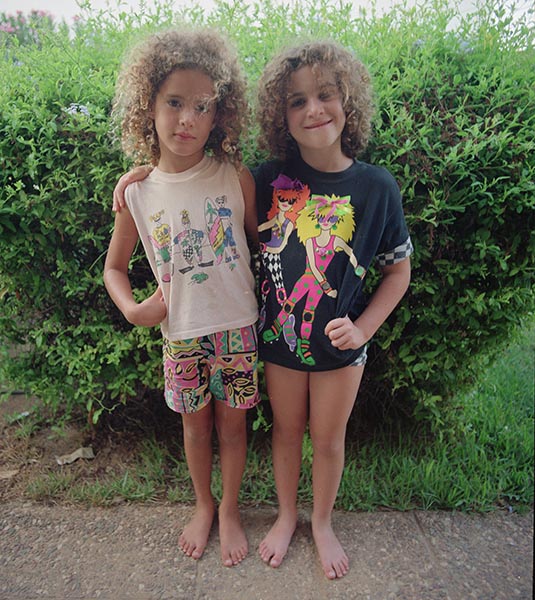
[0,0,479,23]
[0,0,531,24]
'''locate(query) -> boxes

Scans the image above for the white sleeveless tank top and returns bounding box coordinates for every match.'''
[125,156,258,339]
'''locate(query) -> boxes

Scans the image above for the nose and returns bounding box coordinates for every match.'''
[306,97,324,117]
[179,105,195,126]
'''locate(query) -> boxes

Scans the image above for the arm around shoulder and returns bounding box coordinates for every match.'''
[112,165,153,212]
[103,208,139,318]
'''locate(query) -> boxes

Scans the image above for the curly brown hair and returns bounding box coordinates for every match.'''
[111,28,248,167]
[256,40,374,161]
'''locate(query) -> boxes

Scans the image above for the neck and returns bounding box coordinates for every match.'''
[298,147,353,173]
[158,152,206,173]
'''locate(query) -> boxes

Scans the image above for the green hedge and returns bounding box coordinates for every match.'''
[1,0,533,427]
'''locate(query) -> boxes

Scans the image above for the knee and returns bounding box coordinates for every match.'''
[214,411,246,446]
[182,415,213,444]
[273,419,307,446]
[311,434,345,459]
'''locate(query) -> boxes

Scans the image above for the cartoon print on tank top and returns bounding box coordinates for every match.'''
[173,210,214,274]
[205,194,240,269]
[149,210,173,283]
[262,193,366,367]
[147,194,241,287]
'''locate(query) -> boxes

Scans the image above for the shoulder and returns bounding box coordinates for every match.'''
[238,164,254,185]
[354,162,403,212]
[238,165,255,197]
[356,161,400,192]
[251,159,286,186]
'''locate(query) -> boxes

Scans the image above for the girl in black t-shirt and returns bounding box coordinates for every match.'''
[254,40,412,580]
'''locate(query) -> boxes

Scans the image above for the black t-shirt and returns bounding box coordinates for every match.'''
[253,156,412,371]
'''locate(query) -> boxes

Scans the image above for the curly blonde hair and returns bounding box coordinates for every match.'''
[111,28,248,167]
[256,40,374,161]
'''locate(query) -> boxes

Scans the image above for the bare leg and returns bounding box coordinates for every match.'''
[309,365,364,579]
[259,362,309,568]
[179,404,216,559]
[215,402,249,567]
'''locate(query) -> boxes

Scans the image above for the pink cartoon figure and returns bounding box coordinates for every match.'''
[262,193,365,366]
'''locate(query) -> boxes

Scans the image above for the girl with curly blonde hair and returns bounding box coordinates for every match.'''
[254,39,413,579]
[111,28,247,167]
[104,28,259,568]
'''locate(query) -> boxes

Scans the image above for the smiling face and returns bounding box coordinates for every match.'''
[151,69,217,172]
[285,65,348,167]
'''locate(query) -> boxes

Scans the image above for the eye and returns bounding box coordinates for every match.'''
[319,88,337,101]
[288,97,306,109]
[168,99,182,109]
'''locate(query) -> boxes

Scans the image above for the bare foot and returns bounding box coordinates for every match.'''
[258,513,297,568]
[312,520,349,579]
[219,505,248,567]
[178,503,215,559]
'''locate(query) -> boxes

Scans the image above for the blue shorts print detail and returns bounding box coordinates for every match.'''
[163,324,259,414]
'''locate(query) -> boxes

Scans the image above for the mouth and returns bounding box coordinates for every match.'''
[176,132,195,141]
[305,119,333,130]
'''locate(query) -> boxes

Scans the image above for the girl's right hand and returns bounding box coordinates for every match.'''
[112,165,153,212]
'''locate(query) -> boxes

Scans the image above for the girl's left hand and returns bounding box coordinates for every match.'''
[324,316,366,350]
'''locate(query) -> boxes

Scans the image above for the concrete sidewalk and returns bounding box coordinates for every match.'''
[0,501,532,600]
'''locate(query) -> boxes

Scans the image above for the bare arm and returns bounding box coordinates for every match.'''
[325,257,411,350]
[239,166,259,251]
[103,208,166,327]
[112,165,153,212]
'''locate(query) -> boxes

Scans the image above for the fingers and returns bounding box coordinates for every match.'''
[325,317,361,350]
[324,316,350,336]
[112,166,152,212]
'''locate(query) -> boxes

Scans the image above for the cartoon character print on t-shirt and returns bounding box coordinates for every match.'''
[149,210,173,283]
[205,194,240,268]
[173,209,213,274]
[257,175,309,341]
[147,194,240,286]
[260,181,367,367]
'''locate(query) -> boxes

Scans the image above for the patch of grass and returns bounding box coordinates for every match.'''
[337,321,534,512]
[24,469,148,506]
[239,442,278,505]
[26,471,78,501]
[15,322,534,511]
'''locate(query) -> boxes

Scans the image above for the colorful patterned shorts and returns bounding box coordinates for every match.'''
[163,324,259,414]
